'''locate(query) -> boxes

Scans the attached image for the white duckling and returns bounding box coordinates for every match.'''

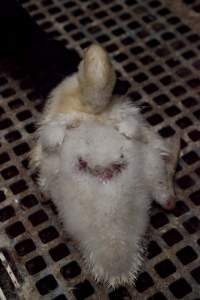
[32,44,179,287]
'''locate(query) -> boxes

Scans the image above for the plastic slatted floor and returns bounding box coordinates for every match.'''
[1,0,200,299]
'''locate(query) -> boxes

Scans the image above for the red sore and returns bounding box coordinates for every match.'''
[78,158,87,170]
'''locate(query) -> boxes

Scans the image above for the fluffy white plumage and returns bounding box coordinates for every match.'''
[33,44,178,287]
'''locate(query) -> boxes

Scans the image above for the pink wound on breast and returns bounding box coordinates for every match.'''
[77,157,127,183]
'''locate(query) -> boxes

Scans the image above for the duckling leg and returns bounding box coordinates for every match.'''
[39,111,84,151]
[144,132,180,210]
[159,135,180,210]
[39,120,66,151]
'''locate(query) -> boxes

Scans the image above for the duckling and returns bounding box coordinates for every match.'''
[32,44,179,287]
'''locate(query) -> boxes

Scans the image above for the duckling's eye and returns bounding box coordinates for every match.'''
[120,154,124,159]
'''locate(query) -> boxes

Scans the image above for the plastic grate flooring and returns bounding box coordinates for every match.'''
[183,0,200,14]
[1,0,200,299]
